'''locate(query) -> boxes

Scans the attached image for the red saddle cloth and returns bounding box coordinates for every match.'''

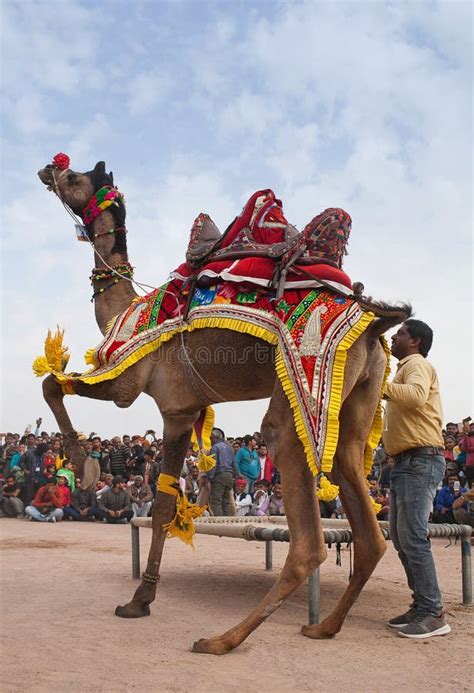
[173,189,353,292]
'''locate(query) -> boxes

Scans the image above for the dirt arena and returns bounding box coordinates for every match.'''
[1,518,472,692]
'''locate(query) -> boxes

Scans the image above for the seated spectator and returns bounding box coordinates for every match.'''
[249,479,270,515]
[41,463,57,485]
[96,473,113,502]
[184,465,200,503]
[1,475,24,517]
[68,478,100,521]
[257,482,285,516]
[379,456,394,491]
[97,477,134,523]
[368,479,390,520]
[25,478,64,522]
[233,478,252,516]
[433,474,467,524]
[56,460,76,492]
[127,475,153,518]
[182,446,197,478]
[55,475,74,519]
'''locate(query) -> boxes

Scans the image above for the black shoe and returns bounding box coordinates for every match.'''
[387,608,417,629]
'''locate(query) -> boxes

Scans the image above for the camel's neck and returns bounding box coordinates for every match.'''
[88,210,138,335]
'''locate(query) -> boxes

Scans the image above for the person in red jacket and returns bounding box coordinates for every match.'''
[256,443,275,483]
[55,475,75,519]
[24,478,64,522]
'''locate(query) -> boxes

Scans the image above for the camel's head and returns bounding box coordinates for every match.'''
[38,156,115,216]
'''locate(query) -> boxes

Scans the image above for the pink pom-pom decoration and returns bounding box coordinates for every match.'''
[52,153,70,170]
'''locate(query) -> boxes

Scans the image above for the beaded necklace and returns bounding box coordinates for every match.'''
[89,262,134,302]
[82,186,124,225]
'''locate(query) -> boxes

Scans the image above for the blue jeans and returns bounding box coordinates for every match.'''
[25,506,64,522]
[390,454,445,615]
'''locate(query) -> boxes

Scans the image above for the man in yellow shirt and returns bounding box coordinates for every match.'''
[383,319,450,639]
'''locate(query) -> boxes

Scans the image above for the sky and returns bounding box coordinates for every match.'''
[1,0,472,438]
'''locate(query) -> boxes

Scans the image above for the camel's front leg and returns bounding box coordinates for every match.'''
[115,412,197,619]
[42,376,86,472]
[192,386,327,655]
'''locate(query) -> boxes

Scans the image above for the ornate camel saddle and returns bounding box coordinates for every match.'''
[182,189,353,296]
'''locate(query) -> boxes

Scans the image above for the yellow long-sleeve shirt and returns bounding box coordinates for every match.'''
[382,353,444,456]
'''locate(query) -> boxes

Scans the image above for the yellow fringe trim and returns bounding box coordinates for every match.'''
[196,451,216,473]
[32,327,70,378]
[190,406,215,452]
[35,310,379,481]
[320,311,376,473]
[363,336,391,476]
[157,473,206,547]
[317,476,340,502]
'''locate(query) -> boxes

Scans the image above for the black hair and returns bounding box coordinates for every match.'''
[404,319,433,357]
[243,434,254,446]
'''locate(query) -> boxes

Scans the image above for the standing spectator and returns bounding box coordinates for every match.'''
[127,475,153,517]
[256,443,275,483]
[383,319,449,638]
[443,436,459,462]
[25,478,64,522]
[141,449,160,490]
[1,475,24,517]
[90,436,106,473]
[233,479,252,516]
[379,455,394,491]
[207,428,235,517]
[459,422,474,488]
[21,441,47,506]
[97,477,134,523]
[108,436,131,478]
[235,435,260,493]
[184,465,200,503]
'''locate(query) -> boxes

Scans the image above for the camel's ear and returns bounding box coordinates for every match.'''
[109,170,114,185]
[91,161,113,190]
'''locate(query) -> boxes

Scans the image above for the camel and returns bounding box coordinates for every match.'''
[37,159,410,654]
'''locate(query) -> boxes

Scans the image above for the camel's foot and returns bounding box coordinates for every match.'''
[192,635,236,655]
[301,622,337,640]
[115,601,151,619]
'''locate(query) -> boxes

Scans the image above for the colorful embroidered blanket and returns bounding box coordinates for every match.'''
[57,280,388,477]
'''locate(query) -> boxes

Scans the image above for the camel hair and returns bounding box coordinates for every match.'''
[37,160,411,654]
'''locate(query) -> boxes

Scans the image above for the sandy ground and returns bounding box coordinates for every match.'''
[0,518,472,693]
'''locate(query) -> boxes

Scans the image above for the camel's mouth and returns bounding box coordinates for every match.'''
[38,165,55,186]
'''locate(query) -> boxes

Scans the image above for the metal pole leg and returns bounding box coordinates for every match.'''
[308,568,320,625]
[265,540,273,570]
[131,524,140,579]
[461,533,472,605]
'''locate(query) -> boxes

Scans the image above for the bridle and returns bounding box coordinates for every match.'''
[46,165,228,403]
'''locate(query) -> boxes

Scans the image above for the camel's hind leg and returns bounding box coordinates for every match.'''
[192,383,327,655]
[115,410,197,619]
[302,375,386,639]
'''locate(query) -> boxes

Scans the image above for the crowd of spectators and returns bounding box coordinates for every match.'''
[1,416,473,527]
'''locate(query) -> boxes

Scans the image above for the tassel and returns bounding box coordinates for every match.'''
[316,475,340,502]
[196,450,216,473]
[157,473,206,548]
[32,327,70,378]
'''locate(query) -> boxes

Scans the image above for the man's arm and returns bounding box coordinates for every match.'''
[384,360,432,408]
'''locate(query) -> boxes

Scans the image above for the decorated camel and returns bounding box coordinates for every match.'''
[36,155,410,654]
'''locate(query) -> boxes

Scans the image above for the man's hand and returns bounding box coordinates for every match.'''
[36,418,42,426]
[440,507,448,514]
